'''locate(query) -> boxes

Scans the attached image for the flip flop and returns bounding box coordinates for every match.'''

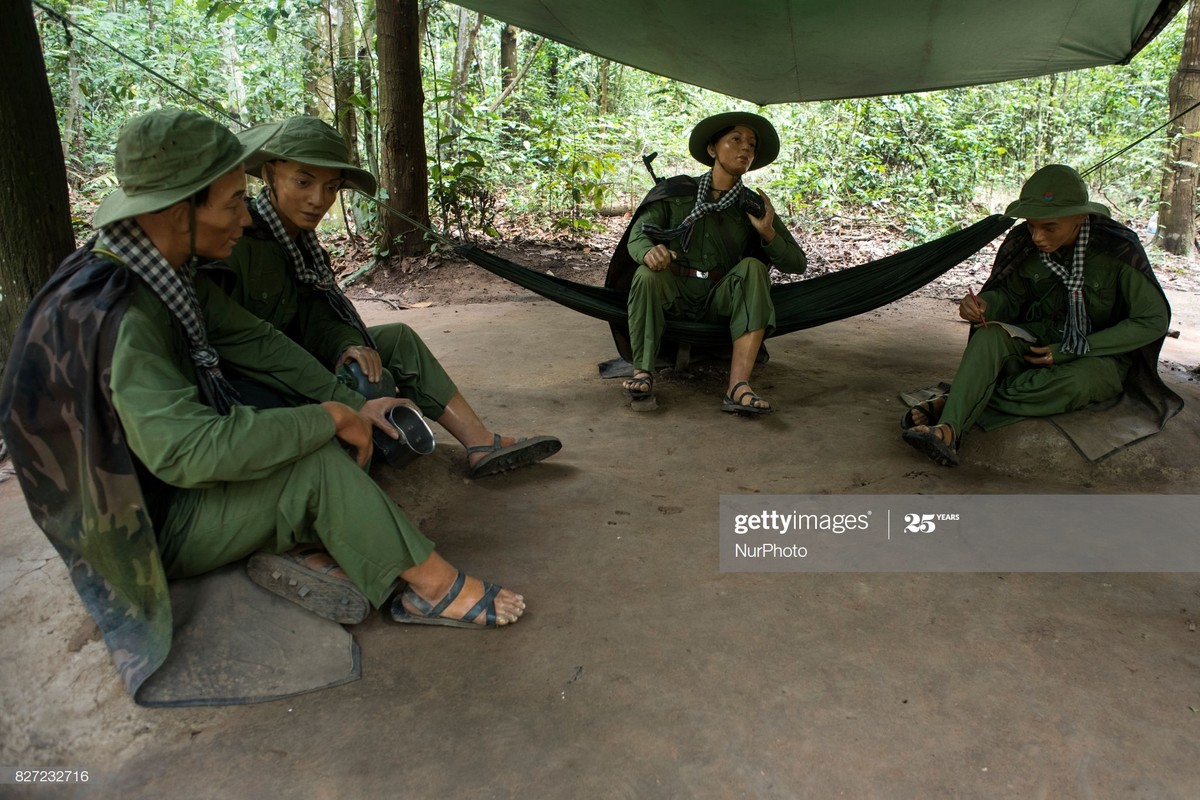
[901,397,946,430]
[901,425,960,467]
[389,570,504,629]
[246,548,372,625]
[722,380,772,415]
[467,434,562,478]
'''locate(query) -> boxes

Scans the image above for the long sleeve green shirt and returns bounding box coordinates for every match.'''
[977,248,1169,365]
[109,271,364,490]
[219,233,364,368]
[626,184,807,275]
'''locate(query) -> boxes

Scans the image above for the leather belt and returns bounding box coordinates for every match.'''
[670,264,725,281]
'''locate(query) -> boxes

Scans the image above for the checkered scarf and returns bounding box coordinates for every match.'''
[641,170,746,251]
[1038,215,1092,355]
[95,218,240,414]
[254,191,375,347]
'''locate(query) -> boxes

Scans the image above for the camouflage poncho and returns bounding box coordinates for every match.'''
[0,240,173,699]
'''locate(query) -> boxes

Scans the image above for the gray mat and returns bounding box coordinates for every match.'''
[1041,393,1166,462]
[136,563,361,707]
[598,357,634,379]
[899,383,1162,463]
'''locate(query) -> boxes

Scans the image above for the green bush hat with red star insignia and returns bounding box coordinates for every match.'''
[1004,164,1111,220]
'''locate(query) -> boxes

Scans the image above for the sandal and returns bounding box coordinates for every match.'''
[246,546,371,625]
[721,381,772,415]
[901,423,960,467]
[467,433,562,478]
[389,570,507,629]
[901,396,947,430]
[622,370,654,399]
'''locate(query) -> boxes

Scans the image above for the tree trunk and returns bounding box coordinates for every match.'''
[335,0,358,163]
[450,8,483,124]
[1,2,75,378]
[304,9,324,116]
[377,0,430,257]
[500,23,518,95]
[358,7,378,176]
[221,20,247,122]
[358,44,377,176]
[598,58,610,114]
[1158,0,1200,256]
[63,39,86,166]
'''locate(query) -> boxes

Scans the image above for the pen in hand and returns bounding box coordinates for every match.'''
[968,286,987,325]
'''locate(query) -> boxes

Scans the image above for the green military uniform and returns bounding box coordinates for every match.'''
[624,179,807,372]
[217,217,457,417]
[110,269,435,607]
[939,239,1170,435]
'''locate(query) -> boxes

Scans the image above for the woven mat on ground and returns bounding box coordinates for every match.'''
[136,564,360,707]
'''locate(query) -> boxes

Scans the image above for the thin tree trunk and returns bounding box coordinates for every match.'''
[63,39,86,165]
[1,2,75,378]
[1158,0,1200,256]
[450,9,483,124]
[335,0,358,163]
[487,36,543,114]
[598,58,610,114]
[305,10,323,116]
[359,45,377,176]
[357,2,378,176]
[377,0,430,256]
[500,23,518,96]
[221,21,247,122]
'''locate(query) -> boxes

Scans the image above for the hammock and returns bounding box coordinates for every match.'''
[454,214,1015,350]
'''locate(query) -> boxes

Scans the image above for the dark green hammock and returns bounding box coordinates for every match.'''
[454,214,1014,350]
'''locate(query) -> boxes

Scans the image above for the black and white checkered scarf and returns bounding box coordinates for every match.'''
[254,191,375,347]
[95,218,241,414]
[1038,215,1092,355]
[641,170,746,251]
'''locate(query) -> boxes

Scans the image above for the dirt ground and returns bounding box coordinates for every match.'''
[3,231,1200,798]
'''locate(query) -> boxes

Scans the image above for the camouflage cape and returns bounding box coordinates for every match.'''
[0,240,172,700]
[981,214,1183,431]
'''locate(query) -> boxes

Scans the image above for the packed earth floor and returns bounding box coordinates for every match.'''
[3,218,1200,797]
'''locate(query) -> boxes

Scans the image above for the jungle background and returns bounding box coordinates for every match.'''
[5,0,1200,376]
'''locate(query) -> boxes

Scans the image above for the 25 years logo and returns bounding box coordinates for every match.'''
[903,512,959,533]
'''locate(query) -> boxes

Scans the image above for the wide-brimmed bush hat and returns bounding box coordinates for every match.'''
[94,109,277,227]
[688,111,780,171]
[241,116,377,196]
[1004,164,1110,220]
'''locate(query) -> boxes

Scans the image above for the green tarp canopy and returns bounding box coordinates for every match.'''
[454,0,1185,103]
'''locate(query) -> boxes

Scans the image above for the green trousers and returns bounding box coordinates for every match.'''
[626,257,775,371]
[155,440,435,608]
[940,325,1130,436]
[368,323,458,418]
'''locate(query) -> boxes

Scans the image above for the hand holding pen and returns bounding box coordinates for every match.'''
[959,286,988,324]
